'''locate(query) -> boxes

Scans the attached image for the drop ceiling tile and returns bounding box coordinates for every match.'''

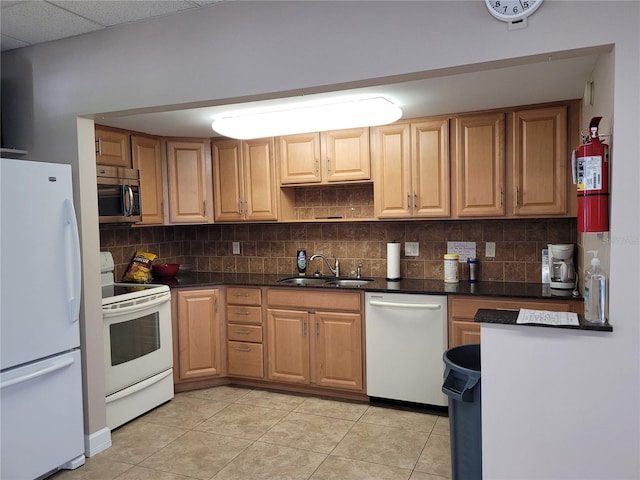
[1,1,102,45]
[51,0,195,27]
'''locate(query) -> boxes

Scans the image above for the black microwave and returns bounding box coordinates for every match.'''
[97,166,141,224]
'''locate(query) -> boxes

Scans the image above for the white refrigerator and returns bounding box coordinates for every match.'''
[1,159,85,479]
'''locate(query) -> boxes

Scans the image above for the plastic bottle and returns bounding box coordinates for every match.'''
[584,251,607,324]
[297,249,307,276]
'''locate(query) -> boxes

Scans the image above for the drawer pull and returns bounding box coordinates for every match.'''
[233,293,250,297]
[235,346,252,352]
[234,330,250,334]
[232,311,250,316]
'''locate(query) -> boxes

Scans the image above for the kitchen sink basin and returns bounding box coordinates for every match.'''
[327,278,373,287]
[277,277,331,286]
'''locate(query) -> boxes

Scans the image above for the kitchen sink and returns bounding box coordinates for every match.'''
[327,278,373,287]
[276,277,331,286]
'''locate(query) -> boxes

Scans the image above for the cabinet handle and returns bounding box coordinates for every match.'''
[302,319,307,337]
[499,187,504,208]
[406,192,411,209]
[244,200,248,215]
[235,346,252,352]
[515,187,520,207]
[203,200,206,216]
[238,199,242,214]
[327,157,331,174]
[315,319,319,338]
[413,192,417,209]
[214,298,218,314]
[232,311,250,316]
[234,329,250,335]
[233,293,250,297]
[314,159,319,176]
[96,137,102,156]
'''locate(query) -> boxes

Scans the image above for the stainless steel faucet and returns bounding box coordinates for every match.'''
[309,253,340,277]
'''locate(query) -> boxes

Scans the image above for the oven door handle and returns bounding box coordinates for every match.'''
[103,292,170,318]
[65,198,82,324]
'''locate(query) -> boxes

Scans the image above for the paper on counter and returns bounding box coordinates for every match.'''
[516,309,579,327]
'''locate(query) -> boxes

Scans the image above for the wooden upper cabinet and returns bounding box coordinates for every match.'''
[322,128,370,182]
[278,129,370,185]
[278,133,321,184]
[510,106,568,216]
[212,138,278,222]
[411,119,450,217]
[166,139,213,224]
[373,119,449,218]
[373,122,412,218]
[95,126,131,168]
[131,135,164,225]
[452,112,506,217]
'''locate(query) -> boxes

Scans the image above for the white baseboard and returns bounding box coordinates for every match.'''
[84,427,111,457]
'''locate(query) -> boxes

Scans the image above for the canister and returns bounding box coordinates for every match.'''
[468,257,478,282]
[444,253,459,283]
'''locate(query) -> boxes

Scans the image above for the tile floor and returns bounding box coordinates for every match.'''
[51,386,451,480]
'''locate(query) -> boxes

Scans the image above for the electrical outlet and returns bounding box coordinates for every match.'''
[405,242,419,257]
[486,242,496,258]
[232,241,240,255]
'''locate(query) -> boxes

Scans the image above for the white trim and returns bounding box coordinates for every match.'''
[84,427,111,457]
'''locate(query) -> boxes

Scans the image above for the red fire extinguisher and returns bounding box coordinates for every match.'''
[573,116,609,232]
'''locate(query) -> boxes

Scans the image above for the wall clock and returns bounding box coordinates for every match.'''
[485,0,544,23]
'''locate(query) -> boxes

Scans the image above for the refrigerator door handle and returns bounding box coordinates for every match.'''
[65,198,82,323]
[0,356,75,390]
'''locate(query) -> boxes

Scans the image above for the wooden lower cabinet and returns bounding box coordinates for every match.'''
[173,288,225,383]
[266,288,364,392]
[448,295,584,347]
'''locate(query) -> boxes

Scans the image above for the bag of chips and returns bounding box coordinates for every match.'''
[122,250,157,283]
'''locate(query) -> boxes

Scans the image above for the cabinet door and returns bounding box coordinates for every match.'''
[313,311,363,391]
[372,123,412,218]
[212,139,244,221]
[449,320,481,348]
[411,119,450,217]
[243,138,278,221]
[266,309,310,384]
[453,113,505,217]
[132,135,164,225]
[322,128,370,182]
[167,140,212,223]
[511,106,568,216]
[176,289,224,381]
[278,133,321,184]
[95,127,131,167]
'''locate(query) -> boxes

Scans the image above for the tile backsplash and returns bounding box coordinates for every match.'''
[100,218,577,283]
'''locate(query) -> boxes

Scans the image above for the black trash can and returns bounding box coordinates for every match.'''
[442,344,482,480]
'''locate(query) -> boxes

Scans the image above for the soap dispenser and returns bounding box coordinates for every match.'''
[584,251,607,324]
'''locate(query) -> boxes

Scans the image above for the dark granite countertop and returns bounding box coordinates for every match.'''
[152,271,583,301]
[474,308,612,332]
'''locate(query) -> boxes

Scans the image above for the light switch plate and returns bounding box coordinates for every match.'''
[232,241,240,255]
[405,241,419,257]
[486,242,496,258]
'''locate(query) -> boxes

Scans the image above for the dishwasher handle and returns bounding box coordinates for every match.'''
[368,299,442,310]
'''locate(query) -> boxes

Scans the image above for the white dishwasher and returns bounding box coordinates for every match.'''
[365,292,448,406]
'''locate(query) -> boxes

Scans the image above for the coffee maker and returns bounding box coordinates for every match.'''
[548,244,576,290]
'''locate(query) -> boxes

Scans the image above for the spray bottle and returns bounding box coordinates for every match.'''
[584,251,607,324]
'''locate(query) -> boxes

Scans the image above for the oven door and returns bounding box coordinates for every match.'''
[103,290,172,396]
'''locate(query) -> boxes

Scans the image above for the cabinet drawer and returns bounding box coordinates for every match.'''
[267,288,361,312]
[450,296,574,320]
[227,287,262,306]
[227,324,263,343]
[228,341,263,378]
[227,305,262,324]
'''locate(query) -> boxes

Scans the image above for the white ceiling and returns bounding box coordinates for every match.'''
[1,1,601,138]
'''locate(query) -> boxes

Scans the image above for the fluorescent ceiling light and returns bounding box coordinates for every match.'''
[211,96,402,139]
